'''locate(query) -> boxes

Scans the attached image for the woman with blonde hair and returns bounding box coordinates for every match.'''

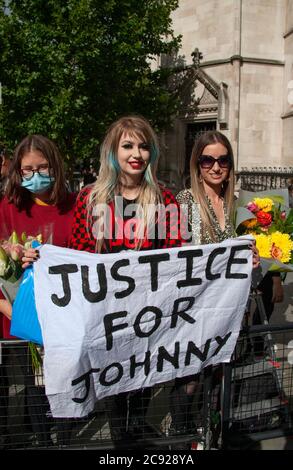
[68,114,181,254]
[170,130,258,446]
[177,130,235,245]
[68,114,182,444]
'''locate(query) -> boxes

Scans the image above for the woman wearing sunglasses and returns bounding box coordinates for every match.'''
[169,130,259,446]
[177,130,235,245]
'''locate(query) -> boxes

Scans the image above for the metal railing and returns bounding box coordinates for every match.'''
[1,293,293,450]
[236,167,293,192]
[222,324,293,449]
[0,341,209,450]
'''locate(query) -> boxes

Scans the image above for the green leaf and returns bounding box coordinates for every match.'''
[0,0,181,167]
[28,342,43,372]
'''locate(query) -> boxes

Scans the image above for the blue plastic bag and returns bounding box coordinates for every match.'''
[10,242,43,345]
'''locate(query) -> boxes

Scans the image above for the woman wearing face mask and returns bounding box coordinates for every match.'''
[0,134,76,447]
[0,135,76,322]
[0,134,76,248]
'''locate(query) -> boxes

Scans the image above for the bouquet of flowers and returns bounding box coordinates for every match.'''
[0,231,43,371]
[0,231,42,302]
[235,189,293,271]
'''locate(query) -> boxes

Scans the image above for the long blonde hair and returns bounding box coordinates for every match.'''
[87,115,163,252]
[190,130,235,242]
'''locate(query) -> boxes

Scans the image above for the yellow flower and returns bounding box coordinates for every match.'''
[253,197,274,213]
[242,218,257,229]
[253,234,272,258]
[270,231,293,263]
[253,231,293,263]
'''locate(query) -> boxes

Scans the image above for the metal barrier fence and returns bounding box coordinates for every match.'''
[220,289,293,449]
[0,340,211,450]
[236,167,293,192]
[1,300,293,450]
[221,324,293,449]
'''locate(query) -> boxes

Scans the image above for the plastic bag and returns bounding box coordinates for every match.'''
[10,242,43,345]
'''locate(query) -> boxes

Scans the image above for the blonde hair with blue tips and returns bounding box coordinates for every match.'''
[87,115,163,252]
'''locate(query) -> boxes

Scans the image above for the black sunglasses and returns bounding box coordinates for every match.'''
[198,155,232,169]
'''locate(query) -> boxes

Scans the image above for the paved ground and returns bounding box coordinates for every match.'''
[251,271,293,450]
[258,435,293,450]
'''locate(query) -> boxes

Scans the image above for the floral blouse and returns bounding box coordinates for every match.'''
[176,188,235,245]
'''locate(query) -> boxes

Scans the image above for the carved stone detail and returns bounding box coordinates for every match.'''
[170,49,228,126]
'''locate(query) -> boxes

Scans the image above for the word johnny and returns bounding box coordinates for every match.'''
[33,238,252,418]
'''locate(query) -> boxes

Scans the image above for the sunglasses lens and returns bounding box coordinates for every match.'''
[199,155,231,168]
[199,156,214,168]
[218,156,231,168]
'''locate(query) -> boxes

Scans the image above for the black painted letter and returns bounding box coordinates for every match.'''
[226,245,249,279]
[157,342,180,372]
[185,339,211,365]
[211,332,232,357]
[171,297,196,328]
[71,368,100,403]
[130,351,151,378]
[138,253,170,292]
[104,311,128,351]
[81,264,107,302]
[49,264,78,307]
[205,247,226,280]
[134,306,162,338]
[111,259,135,298]
[177,250,203,288]
[99,363,123,386]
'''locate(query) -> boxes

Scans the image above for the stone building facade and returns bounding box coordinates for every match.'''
[158,0,293,191]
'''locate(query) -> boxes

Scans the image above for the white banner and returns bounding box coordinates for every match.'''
[34,238,252,417]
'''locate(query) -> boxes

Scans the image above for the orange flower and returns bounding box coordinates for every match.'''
[271,243,283,261]
[242,218,257,229]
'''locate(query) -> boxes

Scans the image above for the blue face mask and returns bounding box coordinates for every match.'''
[21,173,55,194]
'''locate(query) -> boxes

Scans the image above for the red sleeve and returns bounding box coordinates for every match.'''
[159,188,183,249]
[0,291,15,339]
[68,187,96,253]
[0,197,12,239]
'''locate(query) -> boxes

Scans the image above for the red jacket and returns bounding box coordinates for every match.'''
[0,192,77,338]
[69,186,183,253]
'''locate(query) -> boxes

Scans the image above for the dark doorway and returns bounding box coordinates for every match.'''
[185,121,216,180]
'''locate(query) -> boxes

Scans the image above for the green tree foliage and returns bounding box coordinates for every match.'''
[0,0,181,166]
